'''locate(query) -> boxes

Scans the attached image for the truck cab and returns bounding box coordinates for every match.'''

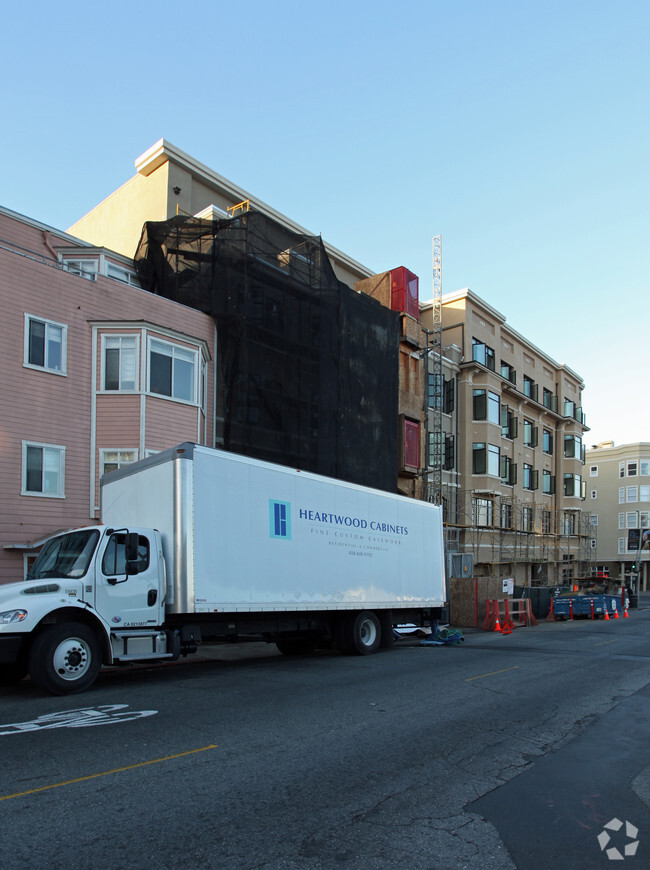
[0,525,169,694]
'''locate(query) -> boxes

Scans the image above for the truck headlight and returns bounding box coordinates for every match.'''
[0,610,28,624]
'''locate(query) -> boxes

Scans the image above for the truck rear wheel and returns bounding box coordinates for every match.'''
[29,622,102,695]
[338,611,381,656]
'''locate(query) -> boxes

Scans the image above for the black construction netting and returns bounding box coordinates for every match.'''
[134,210,399,492]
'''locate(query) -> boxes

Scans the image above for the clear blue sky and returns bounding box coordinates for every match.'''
[3,1,648,447]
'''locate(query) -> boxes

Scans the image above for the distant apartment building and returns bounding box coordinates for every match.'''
[0,205,216,583]
[585,441,650,592]
[421,289,591,585]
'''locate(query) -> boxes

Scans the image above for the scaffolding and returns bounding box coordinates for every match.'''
[134,210,400,492]
[440,485,593,584]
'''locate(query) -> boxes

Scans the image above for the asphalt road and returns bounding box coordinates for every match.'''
[1,602,649,870]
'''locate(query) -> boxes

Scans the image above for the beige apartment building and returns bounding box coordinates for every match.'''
[421,289,591,585]
[585,441,650,592]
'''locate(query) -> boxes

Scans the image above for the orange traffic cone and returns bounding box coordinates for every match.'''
[613,605,619,619]
[604,607,610,620]
[494,614,502,632]
[624,602,630,618]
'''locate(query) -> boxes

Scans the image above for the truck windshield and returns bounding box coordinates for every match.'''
[28,530,100,580]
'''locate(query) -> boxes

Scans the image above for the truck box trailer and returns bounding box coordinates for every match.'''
[0,444,446,695]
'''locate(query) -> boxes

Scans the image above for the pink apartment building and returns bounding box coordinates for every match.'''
[0,205,216,584]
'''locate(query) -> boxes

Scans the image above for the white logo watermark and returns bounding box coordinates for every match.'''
[597,818,640,860]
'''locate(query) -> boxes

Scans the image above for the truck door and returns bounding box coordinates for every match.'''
[95,531,162,628]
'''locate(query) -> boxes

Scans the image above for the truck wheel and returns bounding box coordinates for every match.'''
[338,611,381,656]
[29,623,102,695]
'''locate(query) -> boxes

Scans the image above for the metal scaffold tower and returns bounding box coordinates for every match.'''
[425,235,444,504]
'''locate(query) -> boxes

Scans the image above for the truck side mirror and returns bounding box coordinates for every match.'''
[125,532,140,575]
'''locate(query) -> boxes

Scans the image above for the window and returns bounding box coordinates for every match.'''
[523,464,538,491]
[641,486,650,502]
[619,462,626,478]
[563,513,577,535]
[473,443,486,474]
[473,389,486,420]
[403,419,419,470]
[564,434,582,459]
[542,470,555,494]
[542,388,555,411]
[627,461,637,477]
[428,373,443,410]
[542,429,553,455]
[641,461,649,476]
[444,434,455,470]
[542,510,553,534]
[590,515,598,527]
[102,533,150,576]
[618,513,625,529]
[523,376,537,401]
[523,419,538,447]
[500,361,516,384]
[24,315,67,374]
[100,449,138,476]
[21,441,65,498]
[626,512,638,528]
[106,262,141,287]
[63,258,98,280]
[619,487,625,504]
[627,486,638,503]
[523,507,534,532]
[564,474,582,497]
[472,496,493,527]
[590,489,597,499]
[564,398,576,418]
[488,391,500,425]
[149,339,197,402]
[501,455,516,486]
[488,444,500,476]
[501,502,513,529]
[590,539,597,550]
[103,335,138,391]
[641,511,649,528]
[500,406,518,439]
[618,538,626,555]
[590,465,598,476]
[472,339,495,371]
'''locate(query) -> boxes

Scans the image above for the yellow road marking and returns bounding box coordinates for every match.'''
[595,639,617,647]
[0,744,218,802]
[466,665,519,682]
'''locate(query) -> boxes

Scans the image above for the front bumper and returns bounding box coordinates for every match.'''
[0,634,24,664]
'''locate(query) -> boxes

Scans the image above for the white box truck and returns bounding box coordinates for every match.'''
[0,444,446,695]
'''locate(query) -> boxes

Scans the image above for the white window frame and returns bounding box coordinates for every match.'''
[618,538,626,555]
[590,489,597,499]
[63,258,98,281]
[627,461,638,477]
[105,262,141,287]
[590,539,597,549]
[590,465,598,476]
[640,486,649,503]
[618,513,625,529]
[101,334,140,392]
[641,460,649,476]
[21,441,65,498]
[626,512,638,528]
[627,486,638,503]
[148,337,199,404]
[619,462,625,478]
[619,487,625,504]
[100,448,138,477]
[24,314,68,375]
[590,515,598,526]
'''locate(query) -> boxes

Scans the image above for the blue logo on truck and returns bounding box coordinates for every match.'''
[269,500,291,540]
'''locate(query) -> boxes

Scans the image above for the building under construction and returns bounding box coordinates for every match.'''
[134,209,400,492]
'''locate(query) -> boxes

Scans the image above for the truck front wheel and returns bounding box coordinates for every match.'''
[338,611,381,656]
[29,623,102,695]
